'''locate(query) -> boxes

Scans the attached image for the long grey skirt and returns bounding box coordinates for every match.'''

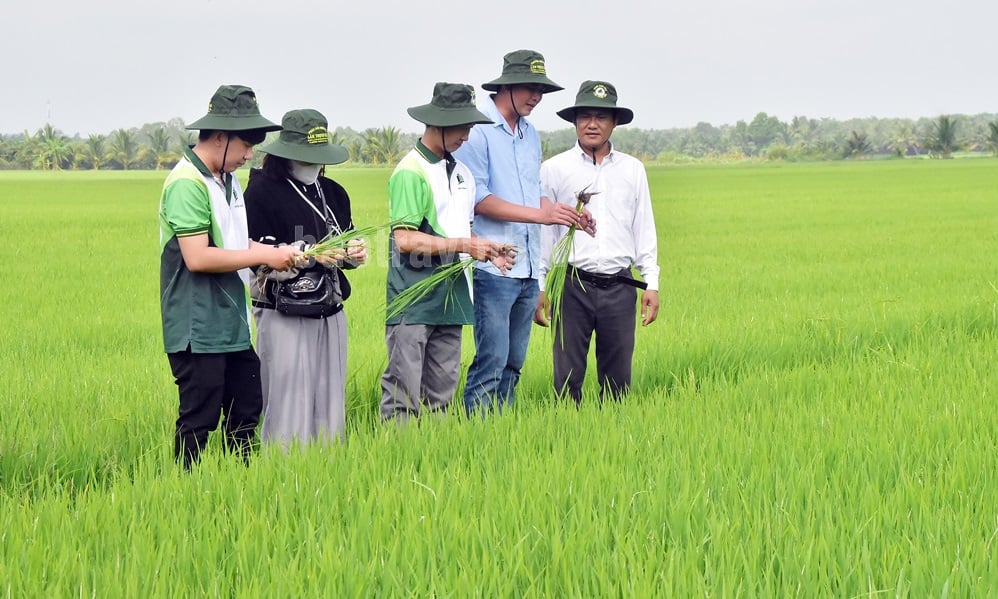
[254,306,347,446]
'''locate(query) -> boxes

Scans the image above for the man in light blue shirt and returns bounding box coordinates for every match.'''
[455,49,592,415]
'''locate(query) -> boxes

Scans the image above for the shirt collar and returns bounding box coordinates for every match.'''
[481,94,526,137]
[185,145,234,203]
[415,139,442,164]
[184,145,213,177]
[415,139,457,179]
[575,140,615,163]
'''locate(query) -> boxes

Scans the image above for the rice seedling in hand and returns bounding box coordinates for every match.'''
[385,245,517,321]
[251,217,410,293]
[545,184,599,343]
[385,256,475,321]
[302,218,409,261]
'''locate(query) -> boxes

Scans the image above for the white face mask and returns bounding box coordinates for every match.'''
[289,161,322,185]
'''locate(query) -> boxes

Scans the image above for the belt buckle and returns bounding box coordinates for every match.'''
[581,269,614,288]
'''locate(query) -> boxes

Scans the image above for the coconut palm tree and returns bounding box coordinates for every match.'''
[844,131,871,158]
[75,134,107,170]
[987,122,998,156]
[34,124,72,170]
[107,128,139,170]
[327,129,349,149]
[141,127,177,169]
[924,115,959,159]
[889,122,919,157]
[347,139,363,163]
[13,130,39,169]
[361,127,403,164]
[0,135,13,169]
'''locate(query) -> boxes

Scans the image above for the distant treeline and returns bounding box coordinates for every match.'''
[3,112,997,170]
[543,112,998,162]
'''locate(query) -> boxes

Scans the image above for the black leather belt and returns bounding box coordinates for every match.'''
[568,266,648,290]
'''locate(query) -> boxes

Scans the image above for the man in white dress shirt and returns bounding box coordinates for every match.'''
[535,80,660,403]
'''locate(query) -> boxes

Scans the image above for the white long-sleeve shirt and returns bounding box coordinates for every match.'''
[539,142,660,291]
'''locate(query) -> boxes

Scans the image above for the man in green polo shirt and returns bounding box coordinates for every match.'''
[159,84,301,467]
[380,82,513,422]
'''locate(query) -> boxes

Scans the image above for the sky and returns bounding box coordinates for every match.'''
[4,0,997,137]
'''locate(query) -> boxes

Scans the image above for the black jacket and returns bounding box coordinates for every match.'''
[244,168,355,303]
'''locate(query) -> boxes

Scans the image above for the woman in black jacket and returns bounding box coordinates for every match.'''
[244,109,366,446]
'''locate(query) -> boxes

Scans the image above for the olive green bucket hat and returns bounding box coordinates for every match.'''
[407,83,493,128]
[185,84,281,132]
[556,80,634,125]
[259,109,349,165]
[482,49,563,94]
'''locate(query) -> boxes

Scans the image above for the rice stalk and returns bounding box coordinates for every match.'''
[252,217,411,295]
[302,218,410,259]
[545,185,599,345]
[385,257,476,321]
[384,240,518,321]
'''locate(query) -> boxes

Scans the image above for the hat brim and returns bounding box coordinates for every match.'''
[482,75,563,94]
[259,139,349,165]
[556,106,634,126]
[185,114,282,132]
[406,105,494,128]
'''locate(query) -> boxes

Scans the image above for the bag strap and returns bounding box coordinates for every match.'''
[286,179,343,235]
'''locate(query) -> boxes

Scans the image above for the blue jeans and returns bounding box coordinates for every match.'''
[463,270,539,416]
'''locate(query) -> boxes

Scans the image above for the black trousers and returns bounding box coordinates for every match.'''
[552,270,637,403]
[167,348,263,468]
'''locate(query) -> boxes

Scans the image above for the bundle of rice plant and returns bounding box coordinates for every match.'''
[545,185,599,344]
[252,218,410,294]
[385,242,518,320]
[384,256,476,321]
[302,218,409,260]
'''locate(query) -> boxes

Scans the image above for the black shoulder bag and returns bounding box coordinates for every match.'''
[274,180,343,318]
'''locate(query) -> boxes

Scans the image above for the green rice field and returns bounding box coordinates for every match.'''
[0,159,995,595]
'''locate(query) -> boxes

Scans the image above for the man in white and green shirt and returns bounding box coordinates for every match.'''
[159,84,300,467]
[380,82,512,422]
